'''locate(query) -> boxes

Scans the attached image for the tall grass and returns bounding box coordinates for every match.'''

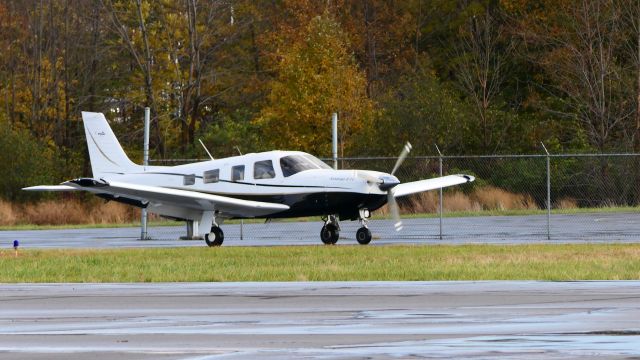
[0,199,140,226]
[0,200,17,225]
[379,186,552,215]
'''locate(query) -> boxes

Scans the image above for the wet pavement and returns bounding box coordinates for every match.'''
[0,281,639,359]
[2,212,640,248]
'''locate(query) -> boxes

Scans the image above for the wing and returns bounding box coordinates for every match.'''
[392,174,474,198]
[29,178,289,218]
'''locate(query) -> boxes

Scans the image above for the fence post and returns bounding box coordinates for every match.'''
[140,107,150,240]
[541,142,551,240]
[435,144,443,240]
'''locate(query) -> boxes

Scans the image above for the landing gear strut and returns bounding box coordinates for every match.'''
[356,208,372,245]
[320,215,340,245]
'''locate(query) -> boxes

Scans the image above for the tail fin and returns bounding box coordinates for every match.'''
[82,112,141,178]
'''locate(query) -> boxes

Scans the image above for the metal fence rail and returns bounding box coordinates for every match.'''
[147,153,640,243]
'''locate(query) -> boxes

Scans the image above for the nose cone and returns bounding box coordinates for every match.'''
[378,175,400,191]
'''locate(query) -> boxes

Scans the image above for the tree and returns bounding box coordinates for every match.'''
[365,57,470,156]
[256,15,373,156]
[620,0,640,150]
[102,0,166,156]
[522,0,633,151]
[452,3,515,152]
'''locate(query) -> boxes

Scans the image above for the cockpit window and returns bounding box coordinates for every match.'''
[280,154,330,177]
[254,160,276,179]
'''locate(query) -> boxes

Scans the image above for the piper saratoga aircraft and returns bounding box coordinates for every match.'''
[25,112,474,246]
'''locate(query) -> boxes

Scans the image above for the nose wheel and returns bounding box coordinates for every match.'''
[205,225,224,247]
[355,208,372,245]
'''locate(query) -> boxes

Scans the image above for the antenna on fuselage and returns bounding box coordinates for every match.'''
[198,139,214,160]
[234,146,243,155]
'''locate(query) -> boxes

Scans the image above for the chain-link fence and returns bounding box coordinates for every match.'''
[147,154,640,243]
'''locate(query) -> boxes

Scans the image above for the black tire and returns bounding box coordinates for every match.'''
[356,227,372,245]
[320,224,339,245]
[205,226,224,247]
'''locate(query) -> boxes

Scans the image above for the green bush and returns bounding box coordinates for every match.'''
[0,119,60,201]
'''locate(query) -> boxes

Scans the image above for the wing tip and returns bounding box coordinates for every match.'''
[22,185,78,192]
[462,174,475,182]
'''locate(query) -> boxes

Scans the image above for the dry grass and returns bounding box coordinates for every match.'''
[556,197,578,209]
[469,186,538,211]
[0,199,139,226]
[397,186,538,214]
[0,200,17,226]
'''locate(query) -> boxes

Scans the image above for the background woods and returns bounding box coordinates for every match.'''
[2,0,640,201]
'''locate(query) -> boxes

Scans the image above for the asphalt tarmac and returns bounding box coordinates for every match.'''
[0,281,638,359]
[1,213,640,248]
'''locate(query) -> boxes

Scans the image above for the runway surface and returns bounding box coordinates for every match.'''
[0,281,639,359]
[1,213,640,248]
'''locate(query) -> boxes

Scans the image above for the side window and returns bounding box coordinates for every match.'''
[203,169,219,184]
[254,160,275,179]
[183,174,195,186]
[232,165,245,182]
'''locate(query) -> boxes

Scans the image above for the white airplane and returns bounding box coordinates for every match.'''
[24,112,474,246]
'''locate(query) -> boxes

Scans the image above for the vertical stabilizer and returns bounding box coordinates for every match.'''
[82,112,140,178]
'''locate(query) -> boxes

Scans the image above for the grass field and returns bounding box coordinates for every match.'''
[1,244,638,282]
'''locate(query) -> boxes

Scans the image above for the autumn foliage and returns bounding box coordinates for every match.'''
[2,0,640,201]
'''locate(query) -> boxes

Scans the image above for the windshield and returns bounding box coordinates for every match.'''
[304,154,332,170]
[280,154,331,177]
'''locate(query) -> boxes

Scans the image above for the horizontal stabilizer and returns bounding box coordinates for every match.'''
[392,174,474,198]
[22,185,79,192]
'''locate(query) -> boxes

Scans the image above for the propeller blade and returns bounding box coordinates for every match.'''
[391,142,412,176]
[388,191,403,231]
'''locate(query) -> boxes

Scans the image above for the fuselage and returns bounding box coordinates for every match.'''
[102,150,392,220]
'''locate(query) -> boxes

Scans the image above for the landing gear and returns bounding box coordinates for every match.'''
[356,208,372,245]
[320,215,340,245]
[205,225,224,247]
[356,227,372,245]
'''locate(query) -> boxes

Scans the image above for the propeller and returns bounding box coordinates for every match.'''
[387,142,411,231]
[354,142,411,231]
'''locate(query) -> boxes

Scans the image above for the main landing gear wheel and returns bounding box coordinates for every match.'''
[320,224,339,245]
[356,227,372,245]
[205,226,224,247]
